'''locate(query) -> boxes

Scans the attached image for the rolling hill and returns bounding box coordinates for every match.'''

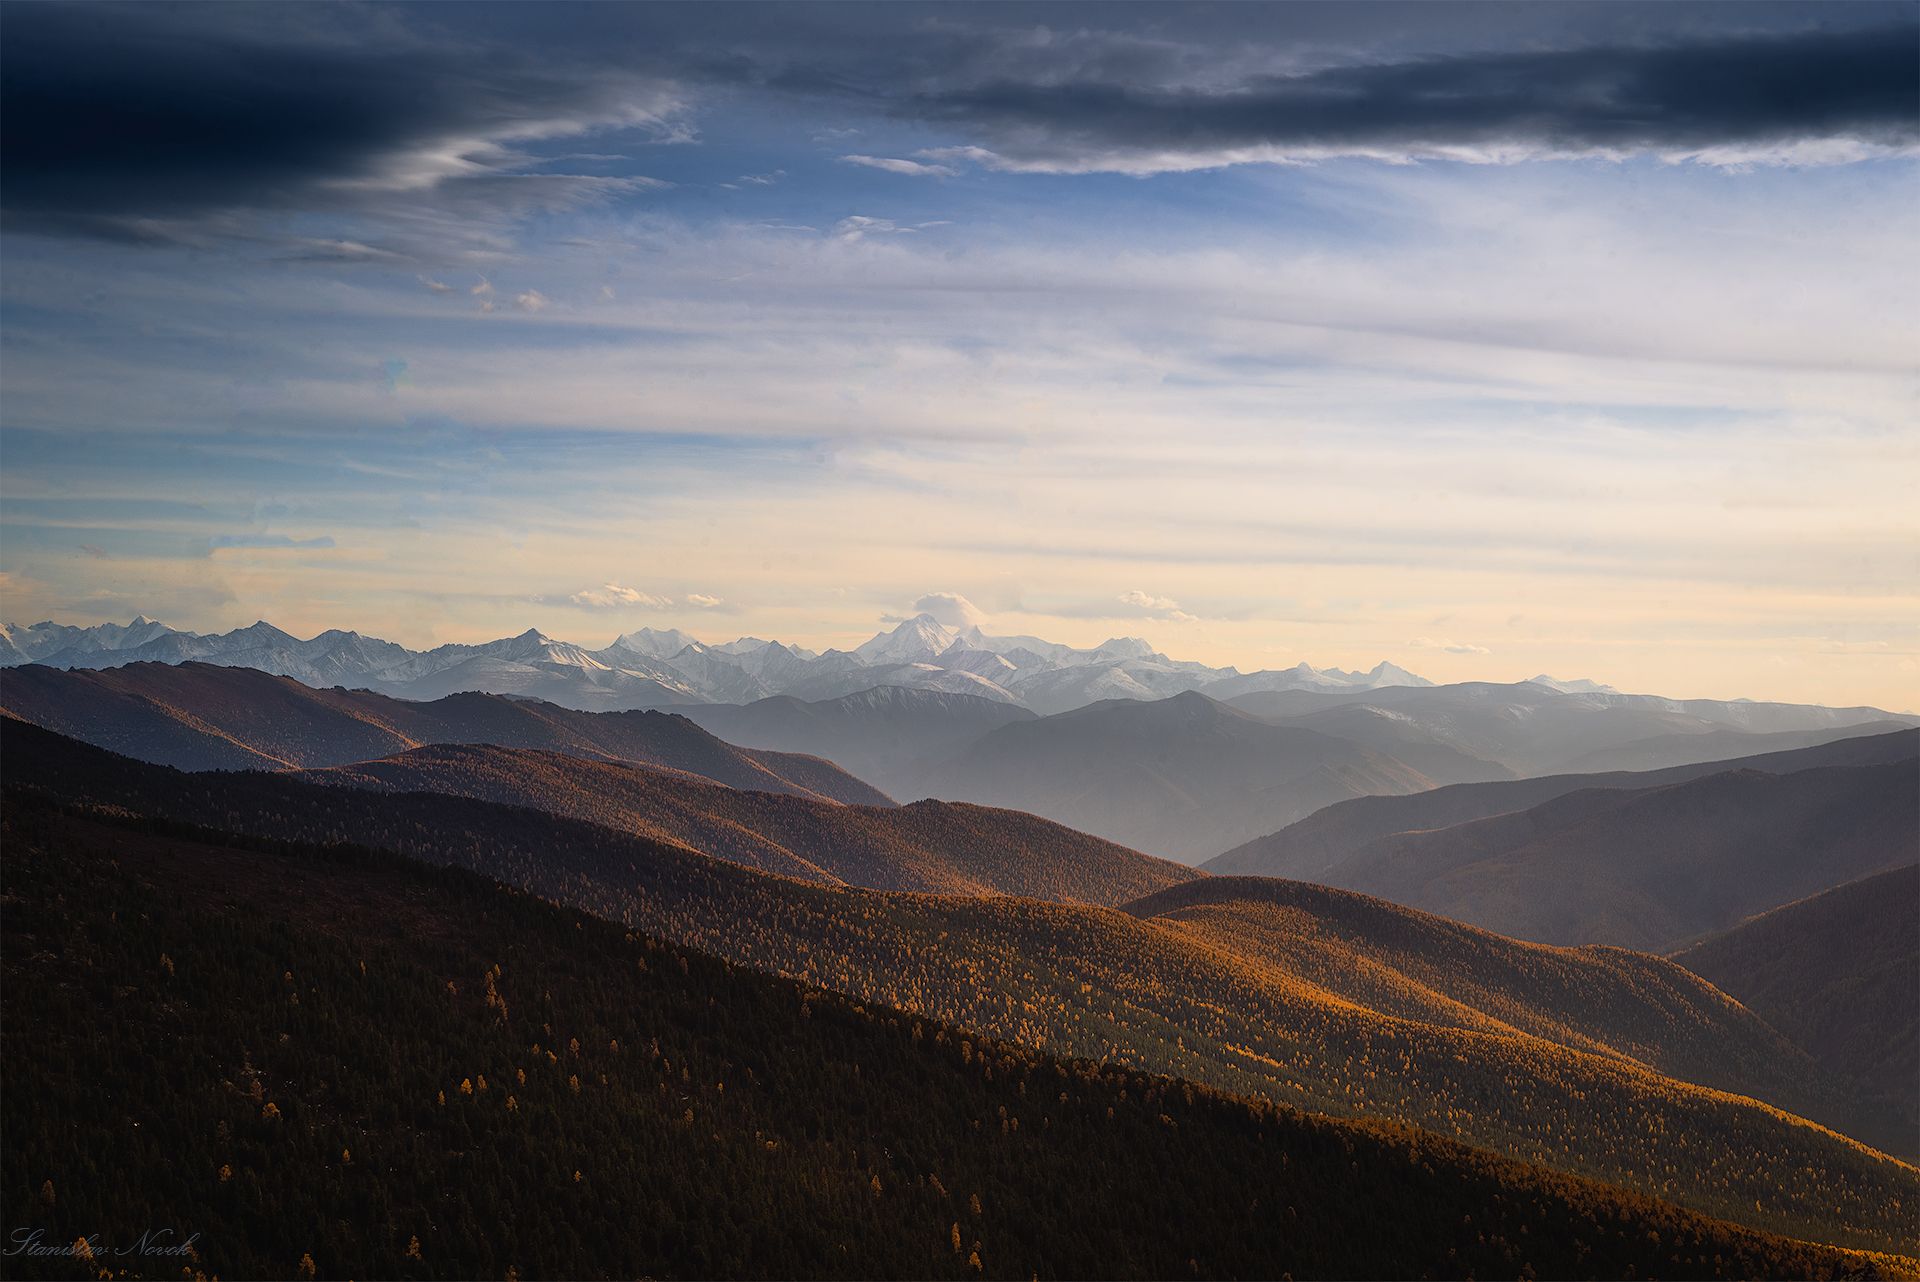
[8,719,1915,1254]
[0,661,888,804]
[915,691,1441,863]
[1226,759,1915,955]
[8,801,1899,1281]
[1674,865,1919,1154]
[1208,727,1920,880]
[302,742,1196,904]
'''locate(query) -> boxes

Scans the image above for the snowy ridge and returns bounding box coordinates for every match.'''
[6,610,1434,714]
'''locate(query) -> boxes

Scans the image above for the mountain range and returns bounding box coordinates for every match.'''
[1207,727,1920,881]
[1,612,1437,715]
[1207,730,1918,954]
[7,651,1912,866]
[7,718,1916,1256]
[0,661,887,804]
[301,741,1195,904]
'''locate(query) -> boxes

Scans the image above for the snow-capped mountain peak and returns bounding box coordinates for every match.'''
[611,626,703,660]
[854,613,960,665]
[0,611,1440,716]
[1528,674,1618,695]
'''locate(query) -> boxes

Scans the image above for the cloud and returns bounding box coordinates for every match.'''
[80,544,108,560]
[911,591,986,629]
[684,592,723,608]
[735,170,785,186]
[0,3,687,243]
[1410,637,1491,655]
[905,24,1919,173]
[567,583,671,609]
[208,533,335,550]
[1118,589,1197,623]
[514,288,551,312]
[832,215,955,241]
[840,155,958,178]
[418,275,453,293]
[832,215,911,241]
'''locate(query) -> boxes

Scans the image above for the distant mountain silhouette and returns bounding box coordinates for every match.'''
[1675,865,1919,1154]
[1560,722,1918,774]
[1214,757,1914,954]
[1228,681,1911,776]
[677,685,1037,798]
[0,661,888,804]
[303,742,1194,904]
[914,691,1441,862]
[8,797,1890,1281]
[1208,727,1919,879]
[8,719,1914,1254]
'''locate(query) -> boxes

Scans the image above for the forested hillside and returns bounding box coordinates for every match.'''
[7,720,1914,1254]
[3,800,1908,1281]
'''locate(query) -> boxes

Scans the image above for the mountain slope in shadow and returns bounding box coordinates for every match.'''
[1208,728,1918,880]
[1675,865,1920,1154]
[0,661,888,804]
[303,742,1195,904]
[1246,759,1915,954]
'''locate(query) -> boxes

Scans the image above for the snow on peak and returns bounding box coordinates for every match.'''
[1528,674,1618,695]
[855,613,961,664]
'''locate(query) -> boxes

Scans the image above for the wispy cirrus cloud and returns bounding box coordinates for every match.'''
[208,533,335,550]
[840,155,957,178]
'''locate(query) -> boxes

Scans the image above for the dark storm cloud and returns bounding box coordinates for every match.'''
[0,3,675,240]
[1,2,1912,241]
[910,24,1919,166]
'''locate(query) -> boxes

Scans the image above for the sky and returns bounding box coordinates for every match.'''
[1,1,1916,707]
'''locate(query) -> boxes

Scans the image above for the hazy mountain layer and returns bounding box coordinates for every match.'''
[1218,757,1915,954]
[1229,681,1912,776]
[677,686,1037,797]
[1208,728,1920,879]
[9,721,1914,1254]
[912,691,1443,863]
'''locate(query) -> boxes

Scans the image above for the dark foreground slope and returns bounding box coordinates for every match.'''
[1675,865,1920,1153]
[7,721,1915,1254]
[0,661,887,803]
[1208,727,1919,879]
[303,743,1196,904]
[3,801,1907,1282]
